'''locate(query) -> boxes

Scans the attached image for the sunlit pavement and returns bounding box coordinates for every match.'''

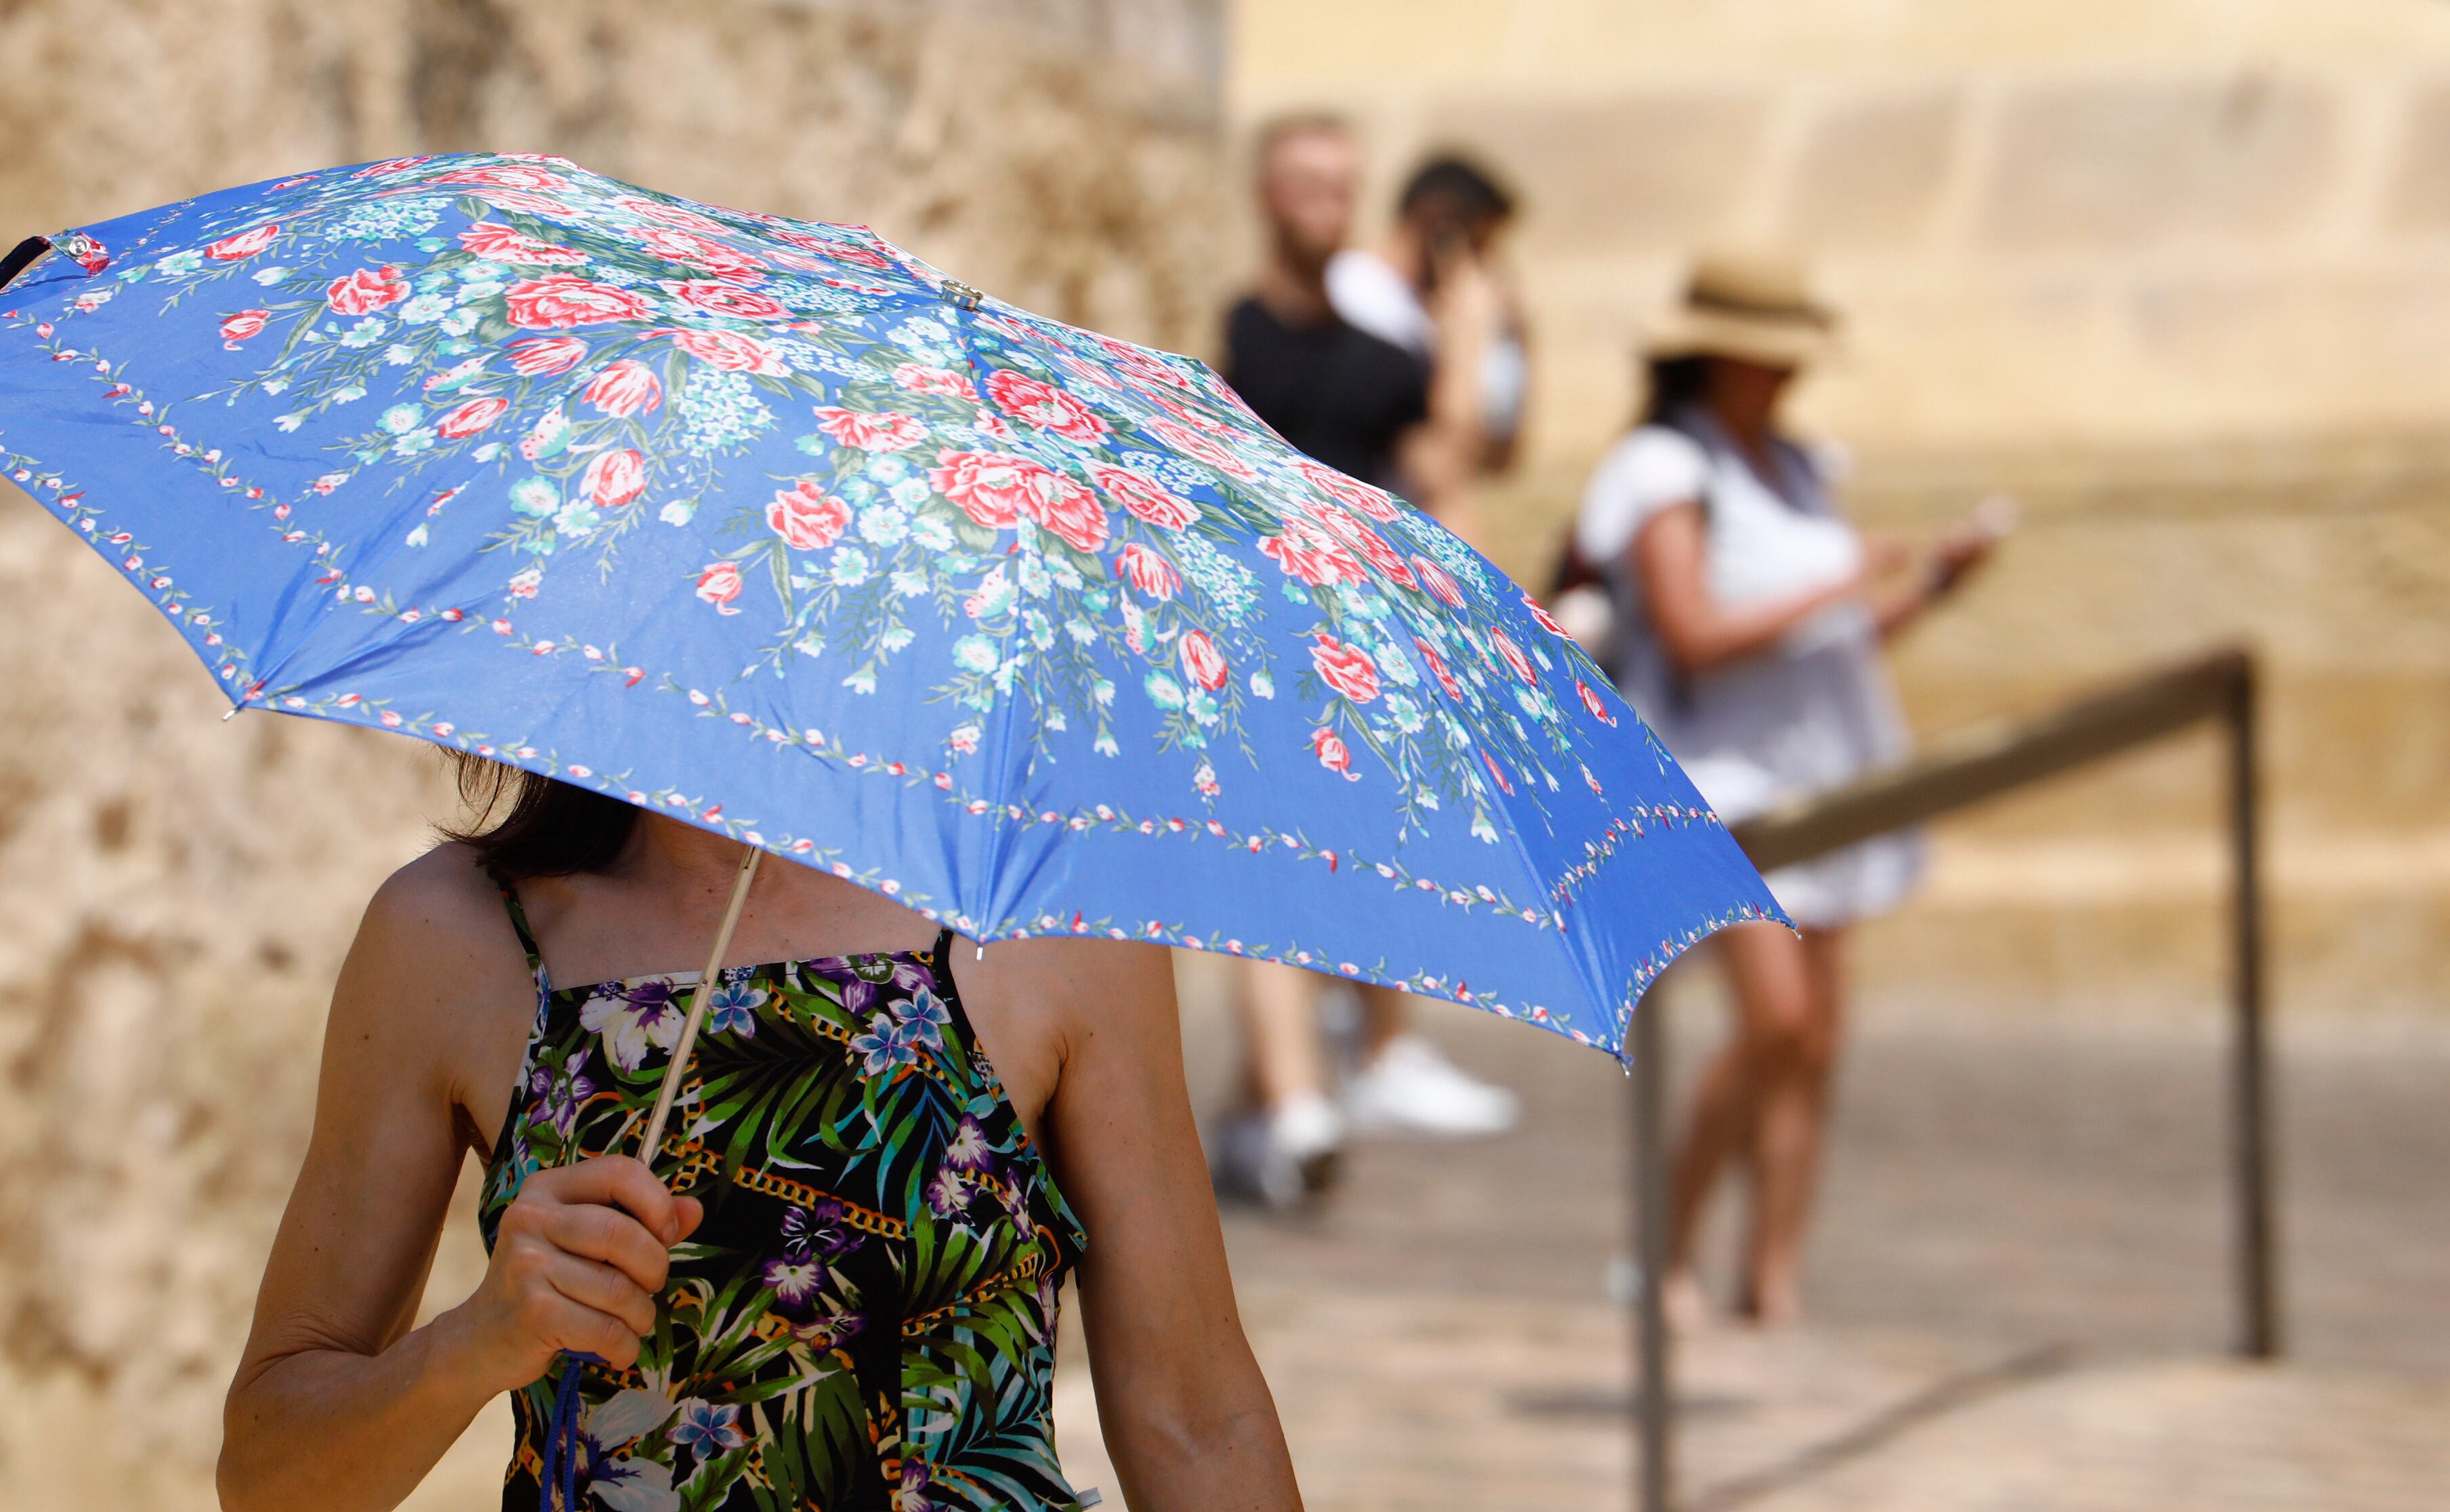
[1044,960,2450,1511]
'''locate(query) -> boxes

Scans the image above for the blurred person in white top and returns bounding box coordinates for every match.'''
[1571,251,2007,1324]
[1325,153,1527,553]
[1206,119,1523,1213]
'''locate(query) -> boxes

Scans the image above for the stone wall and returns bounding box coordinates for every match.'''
[0,0,1224,1501]
[1230,0,2450,1014]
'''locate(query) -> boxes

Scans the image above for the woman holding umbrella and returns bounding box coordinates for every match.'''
[1573,251,2005,1326]
[213,770,1296,1511]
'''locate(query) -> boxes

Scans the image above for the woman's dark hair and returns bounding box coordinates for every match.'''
[1398,155,1516,230]
[439,754,638,877]
[1641,354,1713,428]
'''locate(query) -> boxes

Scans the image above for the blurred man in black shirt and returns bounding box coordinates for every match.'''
[1208,116,1520,1212]
[1222,119,1429,490]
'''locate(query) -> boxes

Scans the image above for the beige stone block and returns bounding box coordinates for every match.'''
[2382,82,2450,232]
[1983,79,2338,247]
[1783,93,1963,248]
[1444,92,1770,250]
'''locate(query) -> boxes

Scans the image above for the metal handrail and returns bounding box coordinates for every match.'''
[1628,646,2275,1511]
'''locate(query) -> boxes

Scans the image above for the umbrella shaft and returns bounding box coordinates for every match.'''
[638,844,764,1160]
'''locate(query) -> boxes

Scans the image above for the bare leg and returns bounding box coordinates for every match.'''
[1663,921,1823,1325]
[1356,982,1410,1059]
[1237,959,1329,1110]
[1738,927,1847,1324]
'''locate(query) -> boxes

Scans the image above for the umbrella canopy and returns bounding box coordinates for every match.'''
[0,152,1777,1059]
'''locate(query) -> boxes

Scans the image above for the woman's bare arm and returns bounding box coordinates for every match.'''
[219,849,697,1512]
[1628,501,1863,677]
[1025,940,1302,1511]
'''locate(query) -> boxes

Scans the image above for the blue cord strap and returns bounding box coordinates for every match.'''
[535,1349,604,1512]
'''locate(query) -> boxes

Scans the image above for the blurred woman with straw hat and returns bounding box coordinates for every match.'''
[1571,249,2008,1325]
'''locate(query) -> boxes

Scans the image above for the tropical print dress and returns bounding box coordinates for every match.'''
[480,885,1088,1512]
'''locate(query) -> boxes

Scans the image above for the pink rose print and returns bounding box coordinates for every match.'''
[893,362,972,398]
[1415,637,1463,699]
[984,370,1110,445]
[465,188,577,218]
[205,223,279,261]
[1115,543,1180,600]
[1312,726,1356,777]
[1260,517,1366,588]
[508,335,589,375]
[812,407,928,453]
[435,397,509,439]
[325,265,411,316]
[1411,555,1465,608]
[582,448,648,511]
[1312,503,1416,589]
[696,560,744,614]
[611,194,732,236]
[928,449,1100,545]
[667,328,787,374]
[1025,471,1110,553]
[1310,635,1381,704]
[1577,680,1617,725]
[1295,458,1404,522]
[1143,419,1255,477]
[503,275,652,328]
[353,156,434,177]
[767,481,851,551]
[583,360,664,417]
[1178,630,1228,692]
[669,280,789,320]
[219,309,269,347]
[434,163,572,192]
[1522,593,1571,638]
[767,230,893,269]
[1087,464,1199,532]
[1092,331,1199,393]
[627,226,765,280]
[457,222,587,266]
[1489,627,1537,684]
[1482,749,1516,796]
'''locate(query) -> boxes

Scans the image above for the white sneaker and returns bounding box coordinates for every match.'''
[1209,1091,1345,1210]
[1342,1034,1520,1137]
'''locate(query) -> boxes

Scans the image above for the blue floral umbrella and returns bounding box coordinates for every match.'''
[0,152,1778,1065]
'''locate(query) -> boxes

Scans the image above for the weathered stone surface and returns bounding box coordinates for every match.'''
[0,1,1225,1503]
[1451,93,1770,250]
[2382,82,2450,232]
[1783,93,1961,248]
[1982,79,2338,247]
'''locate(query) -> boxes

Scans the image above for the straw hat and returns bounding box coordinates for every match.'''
[1642,249,1837,369]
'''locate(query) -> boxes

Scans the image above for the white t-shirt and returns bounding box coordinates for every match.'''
[1325,248,1529,440]
[1577,426,1862,639]
[1574,420,1919,927]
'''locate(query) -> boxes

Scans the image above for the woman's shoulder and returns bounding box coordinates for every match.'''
[1577,425,1712,559]
[344,843,535,1029]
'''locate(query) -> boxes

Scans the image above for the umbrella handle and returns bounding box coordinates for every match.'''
[636,843,764,1163]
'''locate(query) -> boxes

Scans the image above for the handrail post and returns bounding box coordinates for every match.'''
[2226,657,2281,1359]
[1633,981,1673,1511]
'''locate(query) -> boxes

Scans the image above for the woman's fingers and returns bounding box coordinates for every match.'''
[543,1253,661,1341]
[540,1200,673,1296]
[673,1194,705,1241]
[531,1154,686,1245]
[524,1286,649,1370]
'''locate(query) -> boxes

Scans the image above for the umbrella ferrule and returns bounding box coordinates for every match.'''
[940,277,983,311]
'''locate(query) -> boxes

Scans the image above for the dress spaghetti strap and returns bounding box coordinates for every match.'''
[488,868,547,985]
